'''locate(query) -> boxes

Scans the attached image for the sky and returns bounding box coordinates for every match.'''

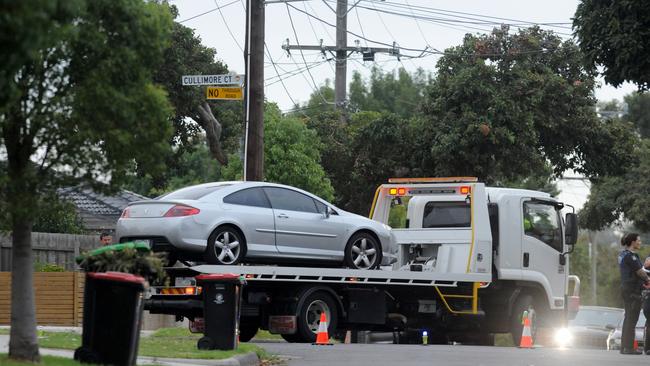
[170,0,637,112]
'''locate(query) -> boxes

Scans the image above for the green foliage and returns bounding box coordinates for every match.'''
[420,26,637,183]
[0,354,86,366]
[223,104,334,201]
[31,198,85,234]
[349,67,432,119]
[33,263,65,272]
[77,248,167,285]
[574,0,650,90]
[624,92,650,138]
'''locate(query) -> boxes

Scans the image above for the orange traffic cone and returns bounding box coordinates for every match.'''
[518,311,533,349]
[313,312,333,345]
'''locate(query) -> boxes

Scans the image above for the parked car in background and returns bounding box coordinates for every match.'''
[555,306,624,349]
[607,312,646,351]
[116,181,396,269]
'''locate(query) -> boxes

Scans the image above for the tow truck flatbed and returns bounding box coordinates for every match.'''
[189,264,489,287]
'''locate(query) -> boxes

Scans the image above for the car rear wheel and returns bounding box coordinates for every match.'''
[205,226,247,265]
[344,232,382,269]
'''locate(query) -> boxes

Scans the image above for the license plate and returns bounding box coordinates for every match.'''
[175,277,196,286]
[269,315,297,334]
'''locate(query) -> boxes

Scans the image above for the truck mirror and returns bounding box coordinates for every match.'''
[565,213,578,245]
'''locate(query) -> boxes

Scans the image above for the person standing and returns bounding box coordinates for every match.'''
[618,233,650,354]
[642,257,650,354]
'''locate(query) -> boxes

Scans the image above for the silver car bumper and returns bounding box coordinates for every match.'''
[116,217,209,253]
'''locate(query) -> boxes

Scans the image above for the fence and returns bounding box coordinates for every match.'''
[0,272,85,326]
[0,232,97,271]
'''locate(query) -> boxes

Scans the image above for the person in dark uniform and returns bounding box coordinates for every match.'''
[618,233,650,354]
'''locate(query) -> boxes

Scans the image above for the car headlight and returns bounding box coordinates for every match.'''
[554,328,573,347]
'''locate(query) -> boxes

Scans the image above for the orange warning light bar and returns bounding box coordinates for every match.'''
[388,177,478,184]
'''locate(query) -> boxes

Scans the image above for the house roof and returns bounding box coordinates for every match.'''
[58,187,149,231]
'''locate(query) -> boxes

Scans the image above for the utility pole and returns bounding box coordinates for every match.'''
[335,0,347,117]
[244,0,265,181]
[282,2,400,122]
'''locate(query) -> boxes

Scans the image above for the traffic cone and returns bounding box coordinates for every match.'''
[518,312,533,348]
[313,312,333,345]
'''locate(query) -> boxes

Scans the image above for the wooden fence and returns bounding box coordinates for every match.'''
[0,232,98,271]
[0,272,85,326]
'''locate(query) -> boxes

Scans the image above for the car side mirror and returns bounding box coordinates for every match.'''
[565,213,578,245]
[324,206,332,219]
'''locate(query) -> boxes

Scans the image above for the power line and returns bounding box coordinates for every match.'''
[178,0,240,23]
[214,0,244,52]
[285,4,334,105]
[265,42,310,117]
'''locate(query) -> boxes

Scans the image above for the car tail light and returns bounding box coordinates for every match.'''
[163,205,200,217]
[121,207,130,218]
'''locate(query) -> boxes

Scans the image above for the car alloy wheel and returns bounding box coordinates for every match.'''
[214,231,241,264]
[345,232,382,269]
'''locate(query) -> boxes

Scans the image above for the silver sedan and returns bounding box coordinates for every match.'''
[116,181,396,269]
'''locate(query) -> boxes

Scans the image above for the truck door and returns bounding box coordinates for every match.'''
[521,199,567,309]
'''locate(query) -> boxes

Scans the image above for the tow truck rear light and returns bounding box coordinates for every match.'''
[459,186,471,195]
[160,286,202,295]
[163,205,200,217]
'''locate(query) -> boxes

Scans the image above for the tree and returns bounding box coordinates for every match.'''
[349,67,431,119]
[0,0,173,360]
[420,26,638,184]
[574,0,650,90]
[624,92,650,138]
[223,104,334,201]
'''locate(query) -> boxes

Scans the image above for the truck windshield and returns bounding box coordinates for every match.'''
[422,201,470,228]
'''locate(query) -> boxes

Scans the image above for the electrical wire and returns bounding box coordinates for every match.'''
[178,0,240,23]
[214,0,244,52]
[285,4,334,105]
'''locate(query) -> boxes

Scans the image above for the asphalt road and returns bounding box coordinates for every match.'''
[254,341,650,366]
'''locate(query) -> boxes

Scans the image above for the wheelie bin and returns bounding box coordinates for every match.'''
[74,272,147,366]
[195,273,246,350]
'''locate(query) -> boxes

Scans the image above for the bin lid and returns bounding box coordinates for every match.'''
[195,273,243,282]
[88,271,146,285]
[75,242,151,264]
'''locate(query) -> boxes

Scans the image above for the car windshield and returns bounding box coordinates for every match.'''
[569,308,623,327]
[159,185,231,200]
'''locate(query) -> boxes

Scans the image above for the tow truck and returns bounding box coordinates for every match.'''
[145,177,581,345]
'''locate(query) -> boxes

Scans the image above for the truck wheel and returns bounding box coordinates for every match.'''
[295,291,339,343]
[510,294,536,346]
[205,226,247,265]
[239,318,259,342]
[344,232,382,269]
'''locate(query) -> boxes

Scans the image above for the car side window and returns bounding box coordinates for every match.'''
[263,187,318,213]
[523,201,562,252]
[314,200,328,214]
[223,187,271,208]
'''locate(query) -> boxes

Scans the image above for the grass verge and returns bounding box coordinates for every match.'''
[36,327,271,361]
[0,354,83,366]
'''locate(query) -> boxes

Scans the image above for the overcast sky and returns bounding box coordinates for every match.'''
[170,0,636,111]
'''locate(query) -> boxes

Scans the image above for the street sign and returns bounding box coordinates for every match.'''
[182,74,243,86]
[206,87,244,100]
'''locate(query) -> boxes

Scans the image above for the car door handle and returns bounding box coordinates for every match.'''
[277,214,289,219]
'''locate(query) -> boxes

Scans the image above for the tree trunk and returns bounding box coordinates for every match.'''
[8,216,40,361]
[195,101,228,165]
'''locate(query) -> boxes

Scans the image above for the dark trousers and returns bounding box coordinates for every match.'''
[622,290,642,352]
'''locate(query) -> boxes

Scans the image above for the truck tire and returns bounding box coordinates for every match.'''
[510,294,536,346]
[239,318,259,342]
[295,291,339,343]
[205,225,247,265]
[344,232,382,269]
